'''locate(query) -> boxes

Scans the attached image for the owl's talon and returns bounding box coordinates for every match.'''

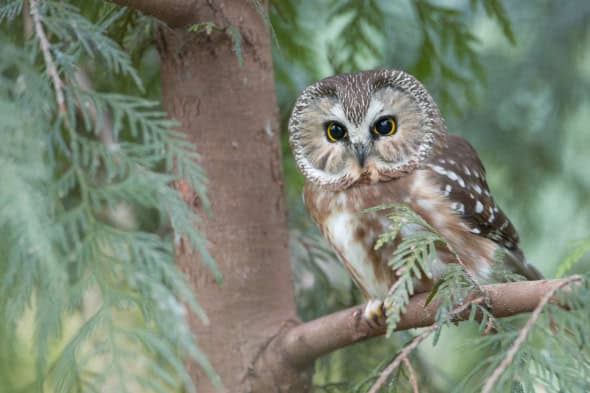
[363,299,386,328]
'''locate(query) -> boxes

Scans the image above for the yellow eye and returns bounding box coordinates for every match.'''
[326,121,348,142]
[372,116,397,137]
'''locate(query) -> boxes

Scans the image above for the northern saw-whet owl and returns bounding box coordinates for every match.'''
[288,69,542,323]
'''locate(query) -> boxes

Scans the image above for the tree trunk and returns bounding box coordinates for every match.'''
[157,1,311,392]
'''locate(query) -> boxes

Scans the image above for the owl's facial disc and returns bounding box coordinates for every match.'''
[321,99,401,183]
[288,69,447,190]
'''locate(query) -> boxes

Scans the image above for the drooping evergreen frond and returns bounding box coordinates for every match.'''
[427,263,485,347]
[326,0,385,73]
[0,0,22,23]
[555,236,590,277]
[454,277,590,393]
[0,1,219,392]
[42,1,144,90]
[365,204,449,336]
[410,1,484,114]
[470,0,516,45]
[270,0,336,133]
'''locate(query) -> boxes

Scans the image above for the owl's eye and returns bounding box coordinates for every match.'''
[372,116,397,137]
[325,121,348,142]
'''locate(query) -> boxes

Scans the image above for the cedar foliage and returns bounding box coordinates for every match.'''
[0,1,219,392]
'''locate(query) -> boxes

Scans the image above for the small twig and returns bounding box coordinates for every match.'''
[481,314,496,336]
[73,69,115,146]
[30,0,66,114]
[387,267,408,296]
[403,358,419,393]
[480,275,582,393]
[367,325,435,393]
[367,299,479,393]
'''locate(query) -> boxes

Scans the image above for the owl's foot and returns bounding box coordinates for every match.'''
[363,299,387,328]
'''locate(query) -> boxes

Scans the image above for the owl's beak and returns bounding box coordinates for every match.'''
[352,143,368,168]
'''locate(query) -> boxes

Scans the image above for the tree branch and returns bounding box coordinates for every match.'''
[368,324,437,393]
[403,358,419,393]
[30,0,65,114]
[280,278,576,368]
[107,0,197,27]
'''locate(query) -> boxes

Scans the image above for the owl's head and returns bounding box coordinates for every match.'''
[288,69,447,190]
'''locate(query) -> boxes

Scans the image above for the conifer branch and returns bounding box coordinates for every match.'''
[369,325,437,393]
[29,0,65,114]
[480,275,582,393]
[403,355,419,393]
[367,297,481,393]
[281,278,577,368]
[73,69,115,146]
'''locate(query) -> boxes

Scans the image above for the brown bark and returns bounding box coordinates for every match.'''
[109,0,197,27]
[157,1,309,392]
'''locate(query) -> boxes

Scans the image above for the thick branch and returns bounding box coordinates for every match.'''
[108,0,197,27]
[281,278,574,368]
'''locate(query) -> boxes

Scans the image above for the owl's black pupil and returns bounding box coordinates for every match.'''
[329,123,346,140]
[375,118,393,135]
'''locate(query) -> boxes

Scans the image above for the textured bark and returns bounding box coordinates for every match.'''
[157,1,309,392]
[109,0,197,27]
[281,278,576,368]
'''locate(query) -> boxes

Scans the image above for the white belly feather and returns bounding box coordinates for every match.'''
[323,210,451,299]
[323,211,390,299]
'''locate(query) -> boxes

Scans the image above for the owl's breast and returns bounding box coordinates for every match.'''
[322,209,394,299]
[303,181,408,299]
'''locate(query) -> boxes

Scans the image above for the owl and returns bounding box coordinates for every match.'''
[288,69,542,323]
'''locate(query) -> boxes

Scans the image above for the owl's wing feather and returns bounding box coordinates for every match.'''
[425,134,543,280]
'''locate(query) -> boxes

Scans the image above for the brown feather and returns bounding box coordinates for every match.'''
[293,70,542,301]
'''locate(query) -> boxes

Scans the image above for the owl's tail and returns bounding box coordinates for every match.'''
[505,248,544,280]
